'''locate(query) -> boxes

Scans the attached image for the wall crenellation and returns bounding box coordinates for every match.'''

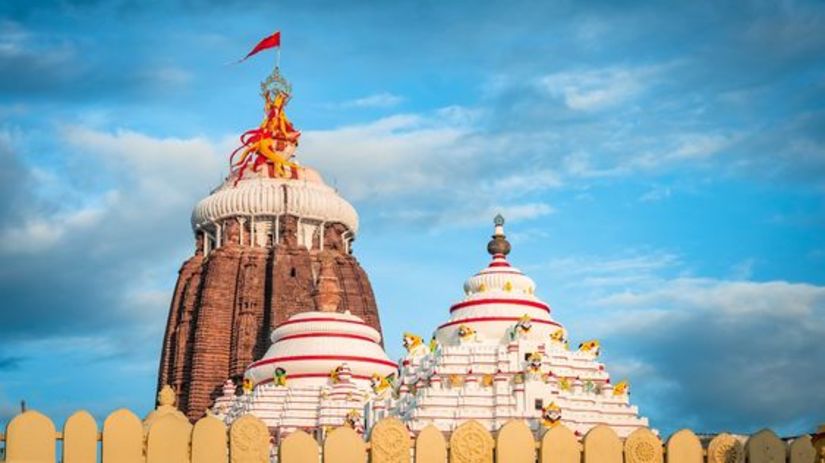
[2,404,823,463]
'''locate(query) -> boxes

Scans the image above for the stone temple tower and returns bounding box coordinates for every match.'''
[157,68,382,420]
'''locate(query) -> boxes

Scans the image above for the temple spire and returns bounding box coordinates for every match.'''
[487,214,511,256]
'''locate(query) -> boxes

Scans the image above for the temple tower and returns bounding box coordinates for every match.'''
[157,68,382,420]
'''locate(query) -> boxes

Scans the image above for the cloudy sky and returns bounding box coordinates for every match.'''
[1,0,824,437]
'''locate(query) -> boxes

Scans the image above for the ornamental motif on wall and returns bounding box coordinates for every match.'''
[708,433,745,463]
[450,420,493,463]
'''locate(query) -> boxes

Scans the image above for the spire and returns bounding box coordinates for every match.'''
[487,214,511,256]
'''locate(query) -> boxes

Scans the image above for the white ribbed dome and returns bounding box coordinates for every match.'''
[436,219,565,346]
[463,255,537,296]
[191,168,359,234]
[245,311,396,388]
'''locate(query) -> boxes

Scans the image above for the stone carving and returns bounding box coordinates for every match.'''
[314,254,341,312]
[450,420,493,463]
[230,415,270,463]
[371,417,410,463]
[225,220,241,246]
[625,428,663,463]
[708,433,745,463]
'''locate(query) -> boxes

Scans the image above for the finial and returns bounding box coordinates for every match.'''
[494,214,505,227]
[158,385,176,407]
[487,214,511,256]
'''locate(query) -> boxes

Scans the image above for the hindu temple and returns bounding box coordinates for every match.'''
[369,216,651,437]
[159,63,651,438]
[157,67,382,420]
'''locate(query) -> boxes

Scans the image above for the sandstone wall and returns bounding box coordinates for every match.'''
[157,215,382,420]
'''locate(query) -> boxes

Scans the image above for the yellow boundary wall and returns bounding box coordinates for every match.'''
[1,408,823,463]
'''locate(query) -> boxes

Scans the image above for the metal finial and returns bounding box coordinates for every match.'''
[487,214,511,256]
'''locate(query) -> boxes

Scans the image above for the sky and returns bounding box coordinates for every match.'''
[0,0,824,439]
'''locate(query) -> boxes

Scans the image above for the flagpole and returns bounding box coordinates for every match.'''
[277,47,281,70]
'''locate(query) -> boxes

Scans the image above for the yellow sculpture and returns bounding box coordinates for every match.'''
[613,379,630,396]
[345,409,362,430]
[329,365,345,384]
[429,335,440,354]
[370,373,395,396]
[273,367,288,387]
[449,374,464,388]
[402,332,428,357]
[559,377,571,391]
[550,328,566,343]
[578,339,601,356]
[242,378,254,394]
[457,324,477,342]
[541,402,562,428]
[525,351,543,374]
[508,314,532,341]
[230,69,302,183]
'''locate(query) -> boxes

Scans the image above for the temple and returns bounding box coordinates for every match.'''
[157,68,382,420]
[370,215,651,437]
[160,62,651,437]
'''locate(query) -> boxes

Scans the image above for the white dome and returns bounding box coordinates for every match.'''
[245,311,396,388]
[435,223,565,346]
[191,168,359,234]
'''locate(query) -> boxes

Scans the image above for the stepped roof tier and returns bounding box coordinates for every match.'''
[368,216,651,438]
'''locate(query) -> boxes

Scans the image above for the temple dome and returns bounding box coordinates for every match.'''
[191,166,359,235]
[244,310,396,388]
[436,216,565,345]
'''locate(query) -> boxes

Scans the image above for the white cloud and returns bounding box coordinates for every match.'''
[595,277,825,320]
[333,92,405,109]
[538,65,661,111]
[0,206,105,254]
[490,170,563,192]
[300,111,473,200]
[542,248,825,433]
[381,202,554,228]
[639,185,672,202]
[141,66,192,87]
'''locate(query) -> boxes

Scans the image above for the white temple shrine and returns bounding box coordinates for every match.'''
[212,258,397,439]
[368,215,651,438]
[214,215,651,439]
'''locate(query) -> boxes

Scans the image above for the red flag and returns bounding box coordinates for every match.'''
[240,31,281,62]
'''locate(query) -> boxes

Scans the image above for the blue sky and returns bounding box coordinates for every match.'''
[1,0,824,438]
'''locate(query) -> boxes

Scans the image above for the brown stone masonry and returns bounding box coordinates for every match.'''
[157,215,382,421]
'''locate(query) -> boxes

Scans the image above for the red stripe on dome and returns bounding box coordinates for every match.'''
[438,316,561,329]
[275,317,370,328]
[248,354,398,369]
[278,332,377,343]
[449,298,550,313]
[257,372,374,384]
[475,270,523,275]
[488,262,511,268]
